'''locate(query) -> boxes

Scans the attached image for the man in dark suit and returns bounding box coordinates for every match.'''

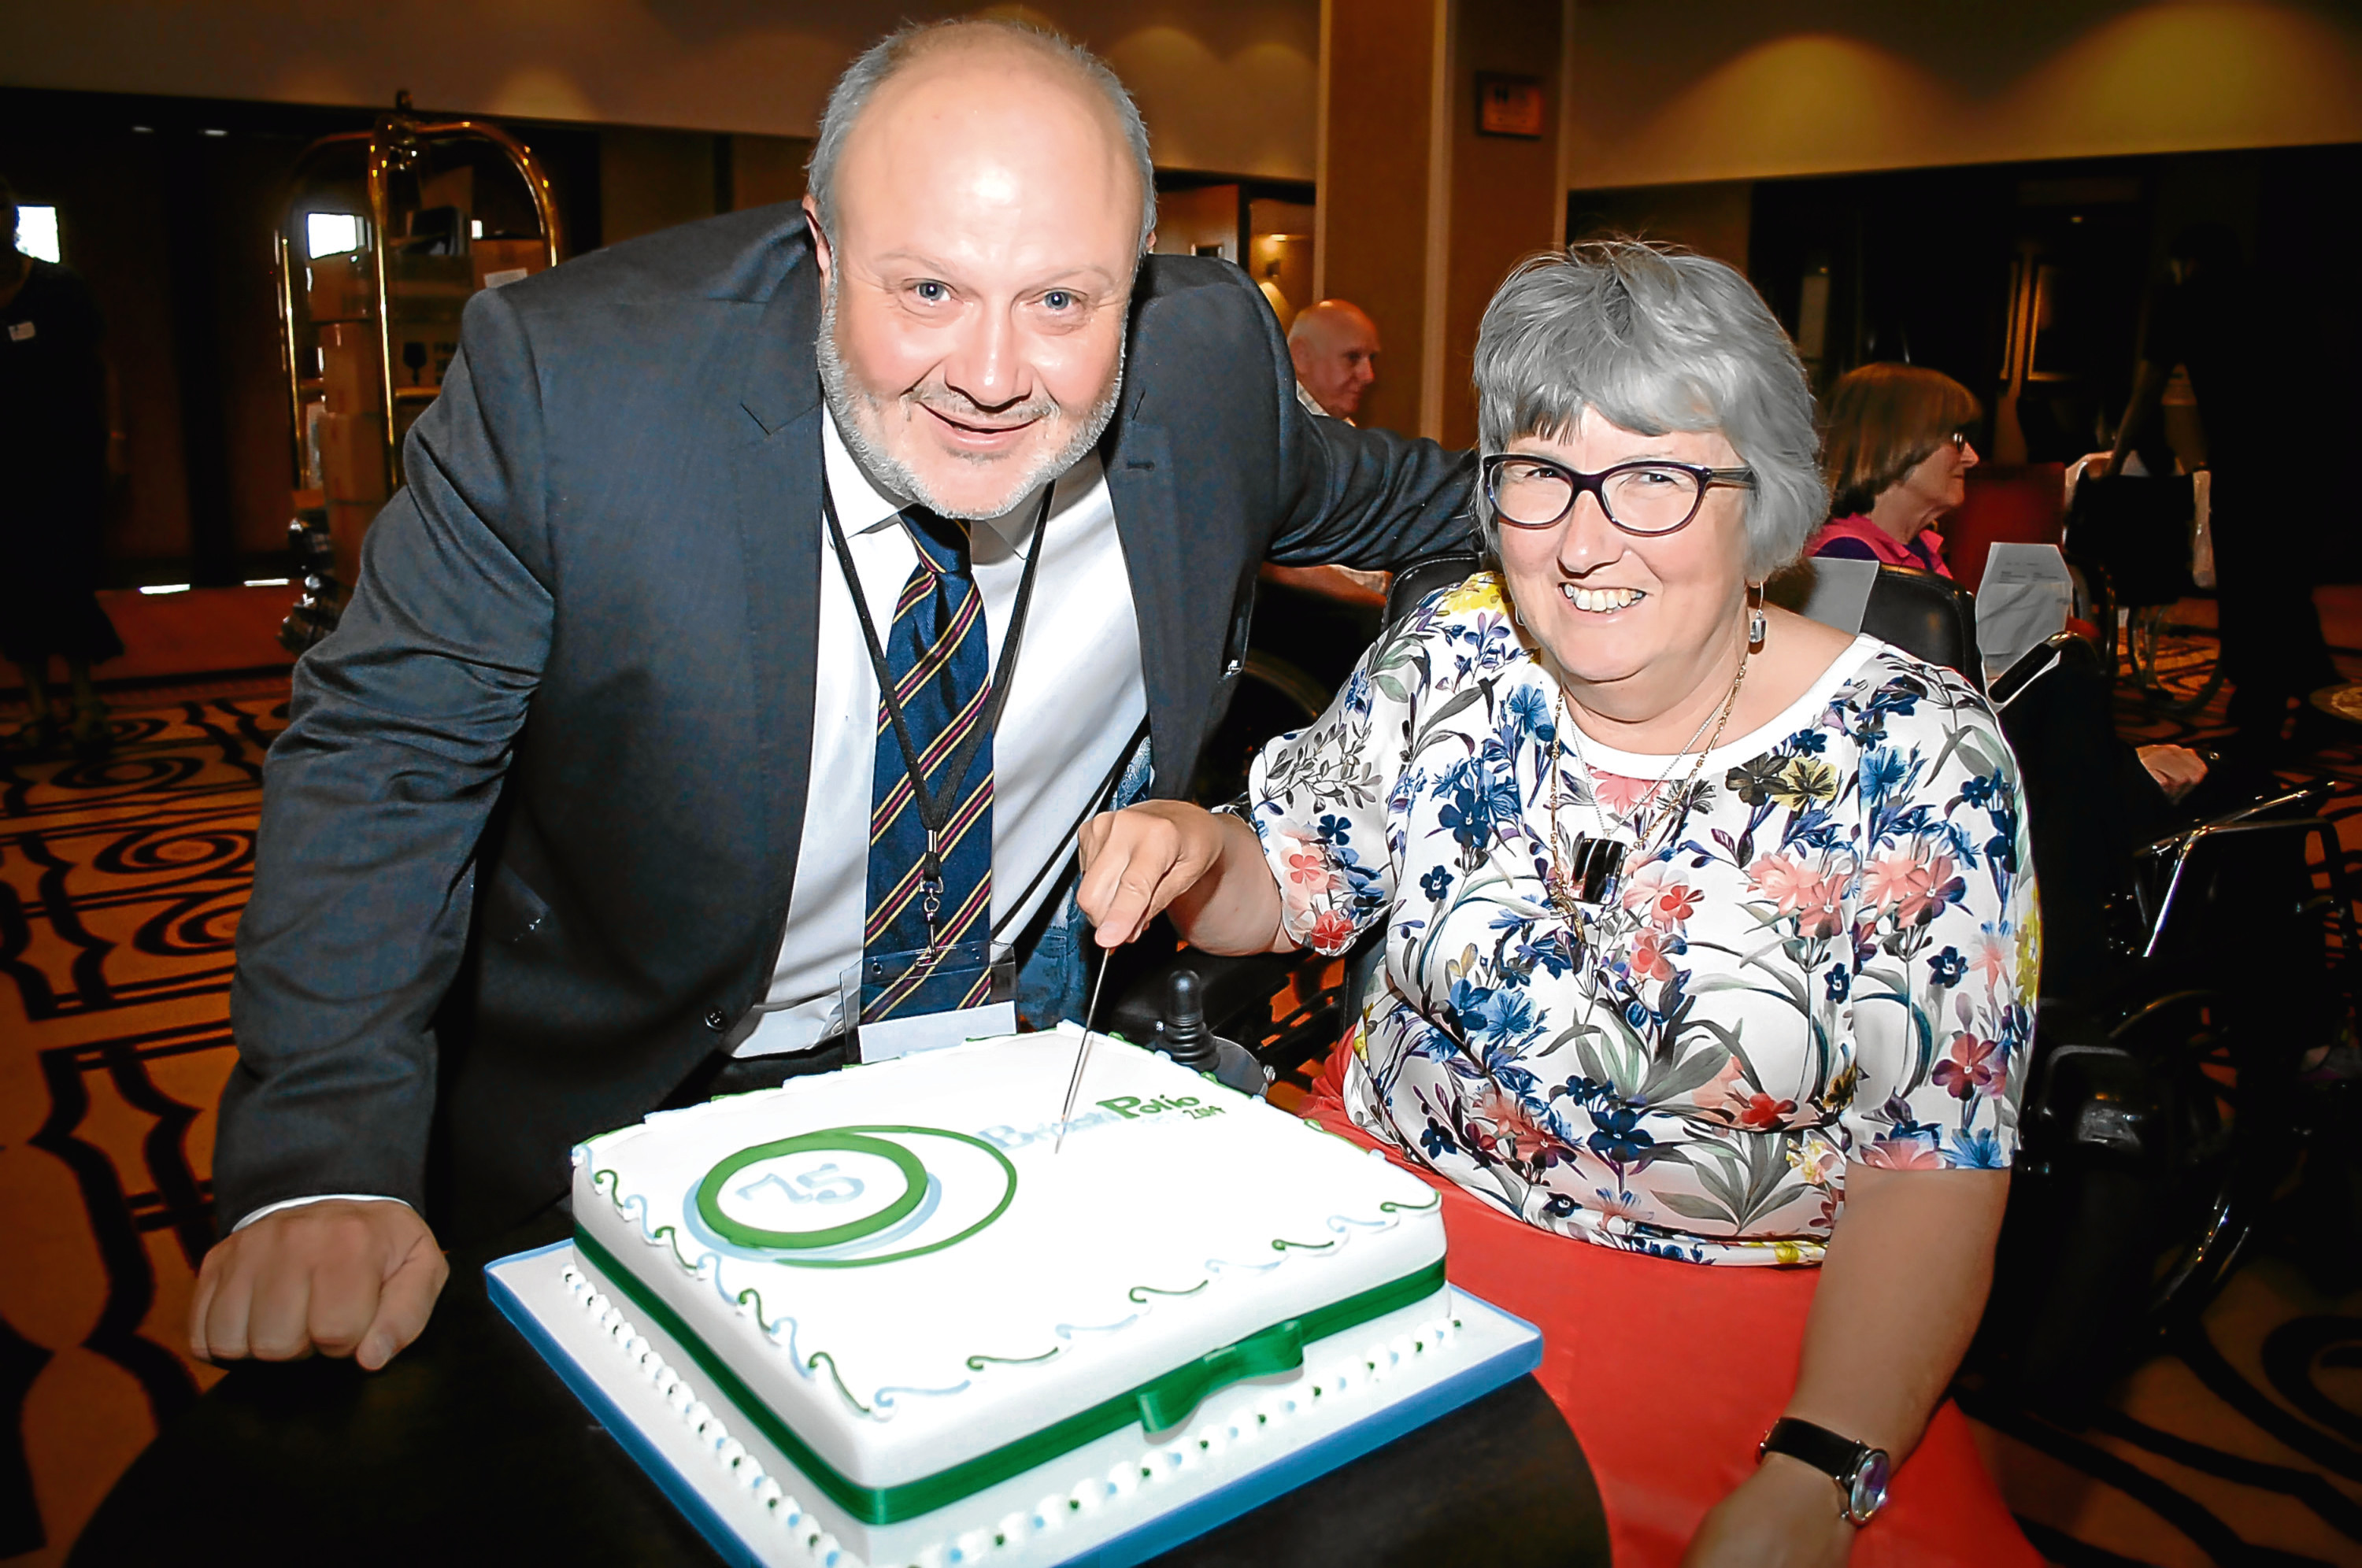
[191,19,1473,1370]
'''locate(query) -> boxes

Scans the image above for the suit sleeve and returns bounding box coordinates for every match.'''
[1261,298,1479,570]
[216,285,555,1230]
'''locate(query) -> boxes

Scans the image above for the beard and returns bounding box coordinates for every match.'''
[817,274,1125,522]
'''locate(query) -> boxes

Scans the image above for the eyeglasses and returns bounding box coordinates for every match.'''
[1946,431,1972,453]
[1481,453,1756,535]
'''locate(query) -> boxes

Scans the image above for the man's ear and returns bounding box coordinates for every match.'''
[802,194,833,284]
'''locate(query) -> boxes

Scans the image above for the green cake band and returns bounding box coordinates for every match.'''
[573,1226,1448,1525]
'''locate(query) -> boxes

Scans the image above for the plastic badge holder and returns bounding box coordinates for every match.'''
[840,940,1016,1063]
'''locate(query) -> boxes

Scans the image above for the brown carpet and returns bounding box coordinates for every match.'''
[2,678,286,1563]
[4,622,2360,1565]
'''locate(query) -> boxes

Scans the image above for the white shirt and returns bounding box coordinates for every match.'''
[733,416,1145,1055]
[236,416,1144,1227]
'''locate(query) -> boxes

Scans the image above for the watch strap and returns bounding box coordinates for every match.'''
[1758,1418,1886,1523]
[1758,1417,1861,1475]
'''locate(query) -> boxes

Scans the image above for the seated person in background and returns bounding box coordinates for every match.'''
[1079,244,2044,1566]
[1994,640,2200,998]
[1809,362,1979,576]
[1287,298,1381,422]
[1816,361,2204,971]
[1273,300,1396,605]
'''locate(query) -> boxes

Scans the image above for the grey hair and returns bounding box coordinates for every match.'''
[1472,242,1826,581]
[807,19,1156,253]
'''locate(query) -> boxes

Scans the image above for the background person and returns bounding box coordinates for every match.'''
[193,19,1475,1376]
[1079,245,2043,1566]
[0,172,122,753]
[1816,360,2202,995]
[1808,361,1977,577]
[1817,361,2204,796]
[1287,297,1381,421]
[2108,221,2337,761]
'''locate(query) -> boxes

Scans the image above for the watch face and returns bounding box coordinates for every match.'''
[1849,1449,1893,1521]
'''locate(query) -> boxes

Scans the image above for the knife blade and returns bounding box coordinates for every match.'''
[1054,946,1110,1154]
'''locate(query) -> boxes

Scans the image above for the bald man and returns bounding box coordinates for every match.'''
[196,19,1473,1370]
[1288,298,1382,421]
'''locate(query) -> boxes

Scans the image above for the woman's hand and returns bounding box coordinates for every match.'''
[1683,1456,1854,1568]
[1076,803,1237,947]
[1077,803,1295,955]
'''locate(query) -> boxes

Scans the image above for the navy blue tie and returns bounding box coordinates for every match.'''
[862,509,994,1015]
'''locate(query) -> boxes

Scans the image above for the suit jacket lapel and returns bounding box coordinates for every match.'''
[1103,417,1193,799]
[731,255,824,896]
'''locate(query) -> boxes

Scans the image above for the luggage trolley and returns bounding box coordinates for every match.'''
[271,92,564,650]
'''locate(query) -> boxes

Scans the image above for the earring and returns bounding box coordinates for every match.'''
[1746,584,1767,649]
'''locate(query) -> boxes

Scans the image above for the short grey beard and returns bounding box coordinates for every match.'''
[817,275,1124,522]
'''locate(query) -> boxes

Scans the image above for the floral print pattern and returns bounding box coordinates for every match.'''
[1248,574,2039,1264]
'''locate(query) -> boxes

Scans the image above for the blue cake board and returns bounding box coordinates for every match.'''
[490,1241,1542,1568]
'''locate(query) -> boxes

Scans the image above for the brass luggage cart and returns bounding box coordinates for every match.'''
[272,91,563,650]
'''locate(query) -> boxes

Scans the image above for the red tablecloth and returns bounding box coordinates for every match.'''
[1301,1049,2040,1566]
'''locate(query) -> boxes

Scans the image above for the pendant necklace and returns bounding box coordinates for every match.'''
[1544,643,1749,923]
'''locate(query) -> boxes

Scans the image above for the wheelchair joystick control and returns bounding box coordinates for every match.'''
[1153,967,1270,1098]
[1160,970,1219,1071]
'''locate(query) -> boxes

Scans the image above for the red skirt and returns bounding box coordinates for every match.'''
[1301,1047,2039,1567]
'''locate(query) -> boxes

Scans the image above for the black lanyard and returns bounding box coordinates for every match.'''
[821,478,1050,943]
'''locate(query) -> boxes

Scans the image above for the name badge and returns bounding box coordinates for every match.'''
[6,321,32,342]
[839,940,1017,1064]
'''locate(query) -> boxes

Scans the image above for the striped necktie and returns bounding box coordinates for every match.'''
[863,507,994,1015]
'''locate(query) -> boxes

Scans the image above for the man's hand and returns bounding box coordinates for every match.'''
[1683,1455,1855,1568]
[1077,802,1235,948]
[2137,743,2208,802]
[190,1200,449,1371]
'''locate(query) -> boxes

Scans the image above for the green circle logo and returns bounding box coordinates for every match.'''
[694,1130,928,1250]
[692,1124,1017,1267]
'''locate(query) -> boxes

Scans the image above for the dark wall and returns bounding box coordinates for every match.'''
[1748,144,2362,463]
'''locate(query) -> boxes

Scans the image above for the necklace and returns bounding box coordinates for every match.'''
[1544,642,1749,920]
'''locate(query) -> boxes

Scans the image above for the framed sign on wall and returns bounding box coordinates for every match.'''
[1476,74,1545,139]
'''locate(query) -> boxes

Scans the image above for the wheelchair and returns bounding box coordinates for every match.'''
[1105,551,2356,1428]
[1971,749,2353,1416]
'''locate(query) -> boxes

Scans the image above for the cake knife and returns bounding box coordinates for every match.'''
[1054,945,1109,1154]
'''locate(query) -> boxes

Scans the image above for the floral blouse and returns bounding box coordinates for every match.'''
[1246,574,2039,1265]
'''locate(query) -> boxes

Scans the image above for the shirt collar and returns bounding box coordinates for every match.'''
[820,412,1077,553]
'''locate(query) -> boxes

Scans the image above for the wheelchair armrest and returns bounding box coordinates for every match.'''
[2021,999,2163,1165]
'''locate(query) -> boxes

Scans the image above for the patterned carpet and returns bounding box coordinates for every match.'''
[3,637,2360,1565]
[1,679,281,1563]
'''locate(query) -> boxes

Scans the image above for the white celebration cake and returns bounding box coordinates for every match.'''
[494,1026,1538,1568]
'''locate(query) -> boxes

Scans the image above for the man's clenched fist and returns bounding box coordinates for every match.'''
[190,1200,449,1371]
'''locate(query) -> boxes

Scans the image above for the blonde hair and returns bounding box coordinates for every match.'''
[1821,364,1982,518]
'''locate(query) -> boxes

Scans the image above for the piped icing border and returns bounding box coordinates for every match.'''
[573,1224,1447,1525]
[557,1253,1471,1568]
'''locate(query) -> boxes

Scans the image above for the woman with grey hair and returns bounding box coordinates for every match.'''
[1079,243,2041,1564]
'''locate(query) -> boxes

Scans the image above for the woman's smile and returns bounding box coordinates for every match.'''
[1564,584,1647,613]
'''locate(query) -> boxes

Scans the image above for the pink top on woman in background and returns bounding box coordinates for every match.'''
[1806,512,1953,578]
